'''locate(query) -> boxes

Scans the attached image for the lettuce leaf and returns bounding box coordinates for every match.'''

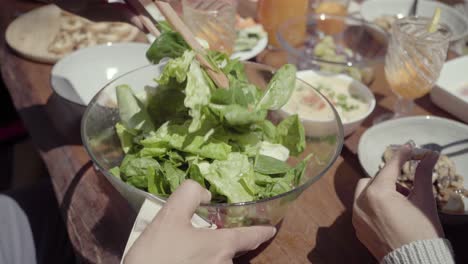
[141,121,231,160]
[115,122,136,153]
[156,50,196,85]
[188,163,206,188]
[208,104,267,127]
[198,153,254,203]
[146,84,188,127]
[185,61,212,132]
[276,114,305,156]
[116,84,154,133]
[258,141,289,161]
[162,161,186,192]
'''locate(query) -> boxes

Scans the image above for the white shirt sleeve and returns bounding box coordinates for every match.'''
[381,238,454,264]
[0,195,37,264]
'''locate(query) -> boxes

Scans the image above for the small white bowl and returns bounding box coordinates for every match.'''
[431,56,468,124]
[360,0,468,42]
[51,42,150,106]
[280,70,375,137]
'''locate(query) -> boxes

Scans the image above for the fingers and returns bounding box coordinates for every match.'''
[354,178,371,201]
[371,144,412,189]
[411,152,439,201]
[163,180,211,224]
[218,226,276,255]
[395,182,411,196]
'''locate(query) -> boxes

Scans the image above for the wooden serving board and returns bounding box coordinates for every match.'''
[5,4,141,64]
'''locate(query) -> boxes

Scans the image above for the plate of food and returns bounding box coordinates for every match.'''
[358,116,468,216]
[82,25,343,228]
[279,70,375,137]
[230,15,268,61]
[5,4,140,64]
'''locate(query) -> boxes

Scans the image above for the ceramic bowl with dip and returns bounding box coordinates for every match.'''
[279,70,375,137]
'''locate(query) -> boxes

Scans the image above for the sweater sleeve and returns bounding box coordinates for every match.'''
[381,239,454,264]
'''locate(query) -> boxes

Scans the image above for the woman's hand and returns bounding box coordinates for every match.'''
[353,144,442,261]
[124,180,276,264]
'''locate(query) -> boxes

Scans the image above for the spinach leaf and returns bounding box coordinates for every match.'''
[256,64,297,110]
[254,154,291,175]
[146,30,190,64]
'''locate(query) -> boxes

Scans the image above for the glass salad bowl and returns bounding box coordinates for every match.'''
[81,62,344,228]
[277,13,388,85]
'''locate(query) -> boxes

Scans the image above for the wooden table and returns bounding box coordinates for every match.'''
[0,1,466,264]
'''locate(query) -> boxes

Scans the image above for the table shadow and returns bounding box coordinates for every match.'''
[234,220,283,264]
[307,149,374,263]
[59,161,136,262]
[91,169,137,258]
[17,93,83,152]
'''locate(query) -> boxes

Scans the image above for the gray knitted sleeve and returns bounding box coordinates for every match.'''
[381,239,454,264]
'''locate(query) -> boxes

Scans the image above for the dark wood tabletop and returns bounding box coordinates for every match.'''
[1,1,466,264]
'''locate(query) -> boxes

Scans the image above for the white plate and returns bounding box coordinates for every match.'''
[230,34,268,61]
[348,1,362,14]
[51,43,150,106]
[431,56,468,124]
[358,116,468,211]
[146,32,268,61]
[360,0,468,41]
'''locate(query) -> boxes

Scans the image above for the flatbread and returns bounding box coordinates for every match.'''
[6,4,141,64]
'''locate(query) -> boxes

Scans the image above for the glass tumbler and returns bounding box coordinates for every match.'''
[182,0,238,54]
[375,16,451,123]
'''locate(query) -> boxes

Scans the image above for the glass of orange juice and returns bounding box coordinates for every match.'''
[375,16,451,123]
[313,0,350,34]
[313,0,350,16]
[257,0,309,48]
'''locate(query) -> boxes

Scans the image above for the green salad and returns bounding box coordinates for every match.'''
[110,24,310,204]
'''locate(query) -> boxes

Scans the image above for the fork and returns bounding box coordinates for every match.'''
[409,0,418,16]
[421,139,468,157]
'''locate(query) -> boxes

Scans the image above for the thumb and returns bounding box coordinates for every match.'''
[218,226,276,255]
[411,152,439,202]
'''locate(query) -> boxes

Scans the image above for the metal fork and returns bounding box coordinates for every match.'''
[421,138,468,157]
[409,0,419,16]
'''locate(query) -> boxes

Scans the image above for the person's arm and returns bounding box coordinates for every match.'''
[353,144,455,264]
[124,180,276,264]
[381,238,453,264]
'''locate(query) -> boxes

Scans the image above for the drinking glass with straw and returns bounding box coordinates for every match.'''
[374,8,451,123]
